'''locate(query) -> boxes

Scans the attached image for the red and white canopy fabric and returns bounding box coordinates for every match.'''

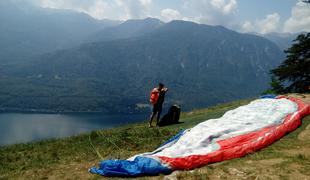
[90,96,310,176]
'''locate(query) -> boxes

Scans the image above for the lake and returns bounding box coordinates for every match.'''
[0,113,148,146]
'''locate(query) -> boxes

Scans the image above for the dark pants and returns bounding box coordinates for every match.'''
[149,103,163,126]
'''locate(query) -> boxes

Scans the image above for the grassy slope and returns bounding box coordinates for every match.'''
[0,97,309,180]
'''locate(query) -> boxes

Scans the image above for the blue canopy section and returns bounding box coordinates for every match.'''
[260,94,277,99]
[89,156,172,177]
[89,130,184,177]
[159,129,185,148]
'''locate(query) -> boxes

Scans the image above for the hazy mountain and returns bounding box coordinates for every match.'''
[258,32,299,51]
[0,1,118,63]
[86,17,164,42]
[1,20,284,113]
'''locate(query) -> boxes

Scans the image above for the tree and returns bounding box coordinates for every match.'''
[302,0,310,4]
[270,33,310,93]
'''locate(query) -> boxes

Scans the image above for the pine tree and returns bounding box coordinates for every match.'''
[270,33,310,93]
[302,0,310,4]
[269,76,285,93]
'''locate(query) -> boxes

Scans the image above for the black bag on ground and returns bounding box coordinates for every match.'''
[158,105,181,127]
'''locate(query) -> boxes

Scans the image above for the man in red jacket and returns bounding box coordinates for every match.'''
[149,83,168,127]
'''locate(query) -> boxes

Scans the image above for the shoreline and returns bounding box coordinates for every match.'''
[0,112,149,147]
[0,98,254,147]
[0,108,149,115]
[1,98,309,179]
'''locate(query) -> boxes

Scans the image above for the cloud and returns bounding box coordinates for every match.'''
[114,0,152,20]
[182,0,238,26]
[29,0,153,20]
[241,21,255,32]
[16,0,309,34]
[161,8,182,22]
[39,0,97,10]
[16,0,240,32]
[284,1,310,33]
[28,0,238,24]
[34,0,109,19]
[88,1,109,19]
[257,13,280,34]
[210,0,237,15]
[241,13,280,34]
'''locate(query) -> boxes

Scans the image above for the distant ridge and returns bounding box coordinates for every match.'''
[86,17,164,43]
[1,19,284,113]
[0,1,119,63]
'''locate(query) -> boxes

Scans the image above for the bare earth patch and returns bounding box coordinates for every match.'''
[247,158,285,166]
[298,124,310,141]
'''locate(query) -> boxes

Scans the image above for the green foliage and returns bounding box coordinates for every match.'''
[270,76,285,93]
[271,32,310,93]
[263,75,285,94]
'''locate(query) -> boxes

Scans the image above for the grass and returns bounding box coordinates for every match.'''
[0,97,309,179]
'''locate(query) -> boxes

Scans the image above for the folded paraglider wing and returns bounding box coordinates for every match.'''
[90,96,310,177]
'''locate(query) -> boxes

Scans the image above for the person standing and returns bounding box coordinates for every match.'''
[149,83,168,127]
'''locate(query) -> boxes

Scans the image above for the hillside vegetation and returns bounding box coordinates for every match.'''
[0,94,309,179]
[1,19,284,113]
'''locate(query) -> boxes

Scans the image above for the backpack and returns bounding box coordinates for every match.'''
[158,105,181,127]
[150,88,160,105]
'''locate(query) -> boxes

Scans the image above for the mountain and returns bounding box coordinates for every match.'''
[86,17,164,42]
[0,1,119,63]
[1,20,284,113]
[258,32,299,51]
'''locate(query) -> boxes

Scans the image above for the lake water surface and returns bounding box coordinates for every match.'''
[0,113,147,146]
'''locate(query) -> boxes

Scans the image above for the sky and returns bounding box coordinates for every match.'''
[23,0,310,34]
